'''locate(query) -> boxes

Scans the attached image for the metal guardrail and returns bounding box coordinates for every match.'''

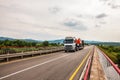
[83,46,94,80]
[97,47,120,80]
[83,55,92,80]
[79,46,94,80]
[0,47,64,62]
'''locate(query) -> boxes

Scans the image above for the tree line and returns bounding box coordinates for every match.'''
[0,40,62,54]
[0,40,36,47]
[0,40,61,48]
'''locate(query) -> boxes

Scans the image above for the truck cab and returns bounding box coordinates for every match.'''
[64,37,77,52]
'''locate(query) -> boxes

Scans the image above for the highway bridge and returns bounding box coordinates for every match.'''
[0,46,119,80]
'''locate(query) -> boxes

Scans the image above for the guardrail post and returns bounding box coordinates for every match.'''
[32,51,34,57]
[38,51,41,55]
[6,52,9,62]
[21,51,23,59]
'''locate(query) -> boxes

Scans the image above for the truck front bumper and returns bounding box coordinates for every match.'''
[64,45,75,51]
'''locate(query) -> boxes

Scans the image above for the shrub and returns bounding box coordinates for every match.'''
[42,41,49,46]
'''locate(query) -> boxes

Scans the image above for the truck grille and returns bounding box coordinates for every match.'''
[65,45,73,50]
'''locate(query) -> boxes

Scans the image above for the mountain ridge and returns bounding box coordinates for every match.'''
[0,36,120,46]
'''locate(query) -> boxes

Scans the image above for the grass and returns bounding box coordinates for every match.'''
[98,45,120,67]
[0,46,61,55]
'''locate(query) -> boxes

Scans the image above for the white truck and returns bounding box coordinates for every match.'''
[64,37,84,52]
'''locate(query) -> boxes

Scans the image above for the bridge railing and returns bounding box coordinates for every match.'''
[97,47,120,80]
[0,47,64,62]
[79,46,94,80]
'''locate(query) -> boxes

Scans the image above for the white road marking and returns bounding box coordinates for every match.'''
[0,54,70,80]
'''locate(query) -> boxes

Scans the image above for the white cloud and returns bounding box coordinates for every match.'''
[48,6,61,14]
[0,0,120,41]
[96,13,108,18]
[63,18,87,30]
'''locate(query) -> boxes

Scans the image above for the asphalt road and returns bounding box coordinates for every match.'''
[0,46,94,80]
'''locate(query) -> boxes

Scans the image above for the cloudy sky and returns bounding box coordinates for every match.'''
[0,0,120,41]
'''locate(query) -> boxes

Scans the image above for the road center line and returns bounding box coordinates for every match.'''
[69,49,92,80]
[0,54,70,80]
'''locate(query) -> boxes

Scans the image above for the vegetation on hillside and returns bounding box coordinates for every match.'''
[98,45,120,67]
[0,40,62,54]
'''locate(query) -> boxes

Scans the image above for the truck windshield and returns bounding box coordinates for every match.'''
[64,39,74,43]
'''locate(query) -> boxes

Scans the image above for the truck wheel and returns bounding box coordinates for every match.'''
[73,49,76,52]
[76,47,78,51]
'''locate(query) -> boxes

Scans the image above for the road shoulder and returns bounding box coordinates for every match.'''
[90,47,106,80]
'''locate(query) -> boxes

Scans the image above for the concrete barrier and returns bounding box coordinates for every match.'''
[0,47,64,62]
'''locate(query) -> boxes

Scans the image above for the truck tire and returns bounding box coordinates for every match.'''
[73,49,76,52]
[75,47,78,51]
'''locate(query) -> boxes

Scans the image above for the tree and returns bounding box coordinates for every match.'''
[42,41,49,46]
[3,40,11,46]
